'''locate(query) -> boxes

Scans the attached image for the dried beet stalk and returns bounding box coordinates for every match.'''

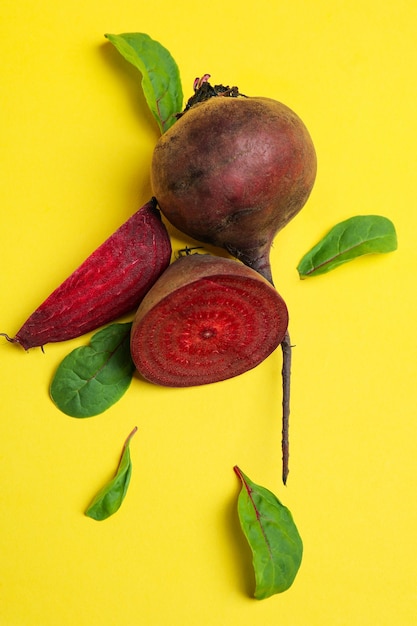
[2,199,171,349]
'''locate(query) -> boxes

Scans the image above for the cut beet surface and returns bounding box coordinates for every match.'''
[130,254,289,387]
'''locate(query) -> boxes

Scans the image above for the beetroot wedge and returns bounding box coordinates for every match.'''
[130,253,288,387]
[5,199,171,349]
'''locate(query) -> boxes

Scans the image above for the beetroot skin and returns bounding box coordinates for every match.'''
[151,94,317,283]
[5,199,171,350]
[130,253,289,387]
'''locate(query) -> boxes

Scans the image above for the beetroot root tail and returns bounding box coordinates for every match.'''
[0,333,18,344]
[281,331,292,485]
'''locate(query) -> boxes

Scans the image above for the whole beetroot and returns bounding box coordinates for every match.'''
[151,85,317,284]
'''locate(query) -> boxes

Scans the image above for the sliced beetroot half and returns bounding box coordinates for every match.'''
[3,198,171,349]
[130,253,289,387]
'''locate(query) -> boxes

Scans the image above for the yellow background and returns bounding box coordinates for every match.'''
[1,1,416,624]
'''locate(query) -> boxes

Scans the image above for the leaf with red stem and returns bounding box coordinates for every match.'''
[85,427,138,521]
[233,466,303,599]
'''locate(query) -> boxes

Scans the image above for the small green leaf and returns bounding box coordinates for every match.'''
[234,466,303,599]
[50,323,135,418]
[85,426,138,521]
[105,32,183,133]
[297,215,397,278]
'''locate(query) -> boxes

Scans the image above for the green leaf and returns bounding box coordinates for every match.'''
[297,215,397,278]
[234,466,303,599]
[105,32,183,133]
[85,427,138,521]
[50,323,135,418]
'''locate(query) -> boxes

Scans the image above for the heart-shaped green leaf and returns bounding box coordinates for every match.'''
[105,32,183,133]
[50,323,135,417]
[297,214,397,278]
[234,466,303,599]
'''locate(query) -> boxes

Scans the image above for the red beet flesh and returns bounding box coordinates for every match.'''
[9,199,171,349]
[151,95,317,284]
[130,254,289,387]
